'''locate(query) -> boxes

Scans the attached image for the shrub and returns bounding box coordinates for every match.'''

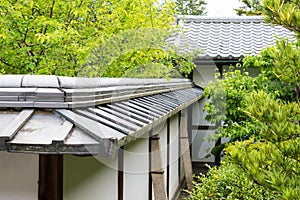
[187,162,279,200]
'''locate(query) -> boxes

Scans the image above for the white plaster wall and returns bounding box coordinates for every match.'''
[191,130,215,162]
[63,155,118,200]
[192,64,218,162]
[169,114,179,199]
[123,137,149,200]
[0,152,38,200]
[194,98,214,126]
[193,65,216,87]
[191,98,216,162]
[191,101,201,126]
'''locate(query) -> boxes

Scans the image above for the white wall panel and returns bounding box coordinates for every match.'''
[192,99,205,125]
[0,152,38,200]
[195,98,215,126]
[193,65,216,87]
[64,155,118,200]
[191,130,215,162]
[124,138,149,200]
[169,114,179,199]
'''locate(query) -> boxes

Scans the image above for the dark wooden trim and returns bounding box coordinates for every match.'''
[38,154,63,200]
[149,129,153,200]
[216,64,223,78]
[215,64,223,165]
[214,122,222,165]
[192,125,220,130]
[166,118,170,199]
[187,106,193,156]
[193,58,242,65]
[178,112,181,182]
[118,147,124,200]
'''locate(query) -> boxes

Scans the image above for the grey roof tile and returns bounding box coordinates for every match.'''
[0,101,34,107]
[0,109,34,150]
[58,76,100,89]
[33,102,69,108]
[0,111,19,134]
[175,16,296,59]
[9,111,67,145]
[22,75,59,88]
[0,88,36,96]
[0,75,24,87]
[64,127,99,145]
[55,109,126,141]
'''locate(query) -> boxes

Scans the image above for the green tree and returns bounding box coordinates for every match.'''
[235,0,263,15]
[174,0,206,15]
[226,91,300,199]
[226,0,300,193]
[0,0,195,77]
[195,0,300,198]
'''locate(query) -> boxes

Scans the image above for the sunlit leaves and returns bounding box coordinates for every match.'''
[187,162,278,199]
[0,0,194,78]
[263,0,300,36]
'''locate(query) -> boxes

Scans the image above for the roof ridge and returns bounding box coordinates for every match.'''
[0,75,194,109]
[176,15,264,23]
[0,75,191,89]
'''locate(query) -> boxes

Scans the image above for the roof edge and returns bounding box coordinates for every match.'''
[176,15,264,23]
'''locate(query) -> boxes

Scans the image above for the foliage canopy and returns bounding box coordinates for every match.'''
[0,0,196,78]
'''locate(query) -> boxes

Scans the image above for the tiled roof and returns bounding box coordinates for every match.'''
[174,15,296,60]
[0,75,203,157]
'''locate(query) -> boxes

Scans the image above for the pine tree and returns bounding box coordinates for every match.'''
[235,0,263,15]
[174,0,206,15]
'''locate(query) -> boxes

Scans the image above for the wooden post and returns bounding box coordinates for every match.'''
[215,121,222,165]
[150,135,168,200]
[38,154,63,200]
[118,147,124,200]
[180,112,193,191]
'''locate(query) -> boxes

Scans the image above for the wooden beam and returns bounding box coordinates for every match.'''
[150,135,167,200]
[180,112,193,191]
[38,155,63,200]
